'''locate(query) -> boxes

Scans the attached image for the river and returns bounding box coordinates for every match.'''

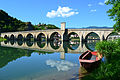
[0,40,99,80]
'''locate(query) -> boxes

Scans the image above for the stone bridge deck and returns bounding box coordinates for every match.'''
[1,22,114,41]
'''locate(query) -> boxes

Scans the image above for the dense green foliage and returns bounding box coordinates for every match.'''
[0,37,6,42]
[0,46,33,68]
[82,39,120,80]
[105,0,120,32]
[0,10,59,32]
[33,23,59,30]
[0,10,33,32]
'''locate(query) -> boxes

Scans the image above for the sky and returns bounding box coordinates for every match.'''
[0,0,114,28]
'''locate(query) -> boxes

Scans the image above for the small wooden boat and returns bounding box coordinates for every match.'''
[79,50,102,72]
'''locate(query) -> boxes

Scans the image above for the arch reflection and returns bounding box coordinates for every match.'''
[17,41,23,46]
[68,40,80,50]
[26,41,33,47]
[85,40,99,51]
[10,40,15,45]
[4,40,9,44]
[37,41,46,48]
[50,40,62,50]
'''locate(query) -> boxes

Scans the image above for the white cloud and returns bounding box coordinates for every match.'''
[88,4,92,7]
[98,2,104,5]
[90,9,97,12]
[46,6,79,18]
[46,59,78,71]
[104,0,109,3]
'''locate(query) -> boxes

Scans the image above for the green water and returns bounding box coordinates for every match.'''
[0,40,98,80]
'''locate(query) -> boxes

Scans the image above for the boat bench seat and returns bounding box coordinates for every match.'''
[82,52,91,59]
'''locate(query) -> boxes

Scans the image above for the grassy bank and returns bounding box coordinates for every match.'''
[0,37,6,42]
[82,39,120,80]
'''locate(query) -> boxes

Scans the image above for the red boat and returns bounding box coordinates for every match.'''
[79,50,102,72]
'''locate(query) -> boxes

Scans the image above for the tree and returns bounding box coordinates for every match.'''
[106,0,120,32]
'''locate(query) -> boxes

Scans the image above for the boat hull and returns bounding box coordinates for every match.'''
[79,50,101,72]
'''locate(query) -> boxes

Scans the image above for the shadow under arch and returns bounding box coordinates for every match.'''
[26,33,34,41]
[37,33,46,41]
[26,41,34,47]
[4,35,9,40]
[85,32,100,42]
[10,34,15,40]
[50,40,62,50]
[67,32,80,50]
[50,32,61,41]
[17,34,24,41]
[106,32,118,40]
[37,41,46,48]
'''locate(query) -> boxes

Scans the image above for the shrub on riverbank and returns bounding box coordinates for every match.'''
[82,39,120,80]
[0,37,6,42]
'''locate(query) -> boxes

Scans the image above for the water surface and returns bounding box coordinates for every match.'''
[0,40,97,80]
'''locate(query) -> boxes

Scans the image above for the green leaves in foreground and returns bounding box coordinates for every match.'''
[105,0,120,32]
[82,39,120,80]
[95,40,118,57]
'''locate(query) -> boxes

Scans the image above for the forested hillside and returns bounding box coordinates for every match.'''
[0,10,59,32]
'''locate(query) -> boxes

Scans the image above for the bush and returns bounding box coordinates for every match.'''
[82,39,120,80]
[95,40,118,58]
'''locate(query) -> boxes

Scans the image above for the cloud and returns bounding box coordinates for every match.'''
[88,4,92,7]
[98,2,104,5]
[104,0,109,3]
[90,9,97,12]
[46,6,79,18]
[46,59,78,71]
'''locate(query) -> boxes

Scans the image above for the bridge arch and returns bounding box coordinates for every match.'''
[85,32,100,41]
[10,34,15,40]
[26,33,34,41]
[37,33,46,41]
[17,34,24,40]
[4,35,9,40]
[68,32,80,40]
[106,32,118,40]
[50,32,61,41]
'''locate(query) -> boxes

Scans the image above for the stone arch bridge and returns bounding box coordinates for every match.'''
[0,22,113,41]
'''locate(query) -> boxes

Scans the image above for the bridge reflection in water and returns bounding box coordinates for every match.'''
[0,39,99,59]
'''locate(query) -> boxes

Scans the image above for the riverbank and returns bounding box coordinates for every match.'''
[82,39,120,80]
[0,37,6,42]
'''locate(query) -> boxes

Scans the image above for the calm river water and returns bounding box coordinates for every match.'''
[0,40,98,80]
